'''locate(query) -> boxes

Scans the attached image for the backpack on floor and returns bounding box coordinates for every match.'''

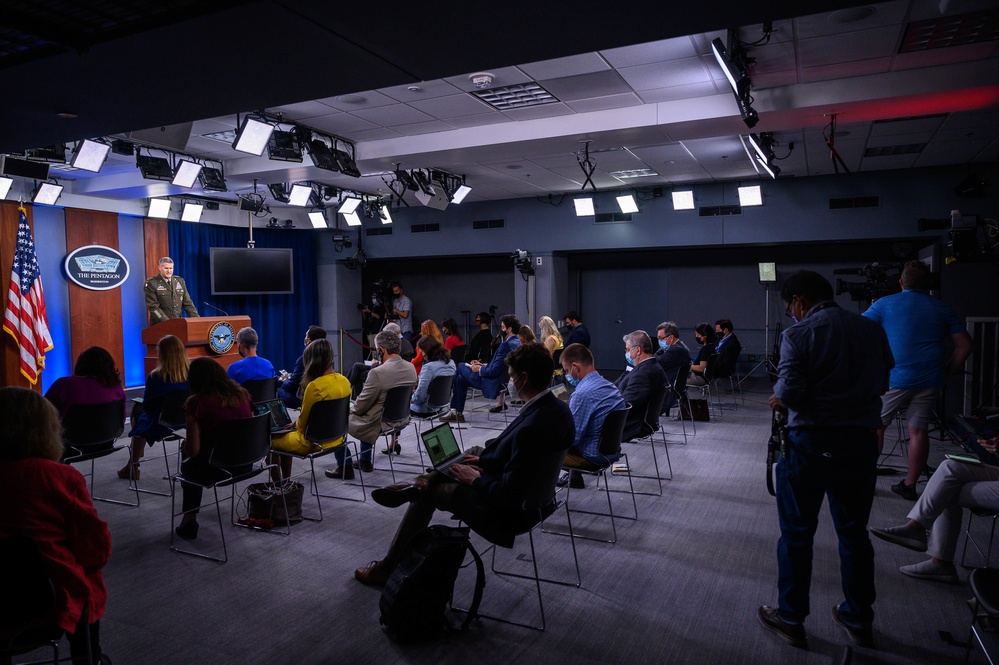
[379,524,484,642]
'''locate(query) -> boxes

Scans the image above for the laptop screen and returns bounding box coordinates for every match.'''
[420,422,462,467]
[254,399,292,430]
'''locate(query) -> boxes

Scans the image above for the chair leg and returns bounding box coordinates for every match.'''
[130,440,173,498]
[303,457,324,522]
[316,442,368,503]
[89,454,140,508]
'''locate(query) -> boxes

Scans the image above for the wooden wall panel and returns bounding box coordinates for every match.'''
[143,217,169,327]
[0,202,40,390]
[65,209,124,379]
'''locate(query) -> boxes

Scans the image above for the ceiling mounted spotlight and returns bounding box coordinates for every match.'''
[307,138,337,171]
[738,185,763,207]
[288,183,314,207]
[616,194,639,214]
[711,35,759,128]
[379,204,393,224]
[0,176,13,200]
[26,145,67,164]
[394,170,419,191]
[198,166,227,192]
[136,153,173,182]
[32,180,63,205]
[171,159,203,188]
[148,198,172,218]
[574,197,595,216]
[745,133,780,179]
[338,196,362,214]
[308,210,328,228]
[671,190,695,211]
[268,130,304,162]
[232,115,275,155]
[331,143,361,177]
[180,201,203,222]
[70,139,111,172]
[451,183,472,204]
[268,183,290,203]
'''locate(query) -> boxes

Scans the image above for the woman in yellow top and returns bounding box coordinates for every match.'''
[270,338,350,481]
[538,315,564,376]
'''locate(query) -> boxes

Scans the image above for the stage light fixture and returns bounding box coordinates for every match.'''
[343,211,362,227]
[307,139,337,170]
[338,196,362,214]
[198,166,227,192]
[451,183,472,204]
[671,190,695,211]
[110,139,135,156]
[616,194,639,214]
[26,145,67,164]
[711,38,743,96]
[268,183,290,203]
[171,160,203,188]
[70,139,111,172]
[288,183,314,207]
[331,147,361,177]
[308,210,328,228]
[232,115,274,155]
[0,176,12,200]
[738,185,763,207]
[746,133,780,180]
[136,154,174,182]
[574,197,595,216]
[395,170,419,191]
[148,198,172,218]
[181,202,203,222]
[711,36,759,129]
[268,130,304,162]
[33,181,63,205]
[379,205,393,224]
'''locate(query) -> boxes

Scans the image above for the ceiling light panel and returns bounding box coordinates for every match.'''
[672,190,695,210]
[71,140,111,172]
[148,198,171,218]
[738,185,762,207]
[172,160,203,188]
[232,116,274,155]
[288,183,313,206]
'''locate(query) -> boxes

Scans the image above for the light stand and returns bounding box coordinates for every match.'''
[740,263,779,385]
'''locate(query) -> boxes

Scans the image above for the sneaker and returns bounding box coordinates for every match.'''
[900,559,958,583]
[325,465,355,480]
[869,524,928,552]
[891,480,917,500]
[757,605,807,648]
[831,605,874,648]
[440,410,465,423]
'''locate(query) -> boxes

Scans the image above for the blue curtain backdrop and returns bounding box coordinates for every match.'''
[168,221,319,374]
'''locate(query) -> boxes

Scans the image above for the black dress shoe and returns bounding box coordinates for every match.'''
[357,460,374,473]
[372,482,424,508]
[758,605,807,648]
[489,404,508,413]
[831,605,874,648]
[325,465,355,480]
[569,470,585,489]
[175,520,199,541]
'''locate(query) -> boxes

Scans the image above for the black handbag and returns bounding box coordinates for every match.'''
[246,480,304,526]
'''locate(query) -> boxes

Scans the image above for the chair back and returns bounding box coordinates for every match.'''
[62,399,125,450]
[208,413,272,470]
[242,378,277,402]
[304,396,350,445]
[643,389,668,435]
[426,374,455,411]
[0,536,57,628]
[673,362,691,395]
[704,354,720,382]
[551,347,563,369]
[381,384,415,426]
[158,390,190,429]
[450,345,466,364]
[597,406,631,459]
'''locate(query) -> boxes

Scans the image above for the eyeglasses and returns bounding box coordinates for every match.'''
[785,297,797,319]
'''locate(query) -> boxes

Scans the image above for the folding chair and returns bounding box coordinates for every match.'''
[273,396,352,517]
[242,377,277,403]
[962,508,999,569]
[621,390,673,497]
[170,412,289,563]
[668,362,693,442]
[61,400,132,507]
[378,384,416,483]
[127,389,189,498]
[702,354,725,419]
[966,567,999,664]
[409,373,461,463]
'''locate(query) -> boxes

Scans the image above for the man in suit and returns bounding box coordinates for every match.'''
[714,319,742,374]
[564,310,591,348]
[325,329,416,479]
[615,330,668,442]
[277,325,326,409]
[144,256,199,324]
[355,343,574,586]
[442,314,521,423]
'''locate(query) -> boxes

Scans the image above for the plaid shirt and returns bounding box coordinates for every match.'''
[569,371,626,464]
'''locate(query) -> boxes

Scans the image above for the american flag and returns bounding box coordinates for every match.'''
[3,207,53,384]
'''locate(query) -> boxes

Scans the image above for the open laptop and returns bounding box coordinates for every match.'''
[253,399,295,434]
[419,422,471,479]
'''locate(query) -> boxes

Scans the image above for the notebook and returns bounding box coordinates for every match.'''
[419,422,471,479]
[254,399,295,433]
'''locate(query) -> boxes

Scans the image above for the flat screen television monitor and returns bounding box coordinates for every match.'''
[210,247,294,295]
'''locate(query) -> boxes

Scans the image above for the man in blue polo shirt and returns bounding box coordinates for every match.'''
[863,260,973,500]
[559,343,626,489]
[227,326,276,384]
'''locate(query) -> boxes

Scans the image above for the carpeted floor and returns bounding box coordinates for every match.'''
[35,379,993,664]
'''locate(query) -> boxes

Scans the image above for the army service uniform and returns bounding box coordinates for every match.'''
[144,275,199,324]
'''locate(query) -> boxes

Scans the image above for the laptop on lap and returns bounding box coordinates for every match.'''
[254,399,295,434]
[419,422,471,479]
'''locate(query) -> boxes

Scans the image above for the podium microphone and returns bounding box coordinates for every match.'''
[203,302,230,317]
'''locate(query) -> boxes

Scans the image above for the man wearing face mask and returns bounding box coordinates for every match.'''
[614,330,668,442]
[442,314,522,424]
[558,343,625,489]
[655,321,691,413]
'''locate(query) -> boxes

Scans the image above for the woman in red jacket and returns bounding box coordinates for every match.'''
[0,386,112,664]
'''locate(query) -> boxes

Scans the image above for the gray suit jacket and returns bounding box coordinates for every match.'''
[348,355,417,443]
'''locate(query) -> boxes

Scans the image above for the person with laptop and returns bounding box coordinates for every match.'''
[354,343,574,587]
[270,339,350,482]
[325,329,416,480]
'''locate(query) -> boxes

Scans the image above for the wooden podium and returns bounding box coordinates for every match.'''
[141,316,250,376]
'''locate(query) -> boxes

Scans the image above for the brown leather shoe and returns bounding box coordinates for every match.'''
[372,482,425,508]
[355,560,391,587]
[117,464,139,480]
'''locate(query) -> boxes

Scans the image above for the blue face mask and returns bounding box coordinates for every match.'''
[624,352,635,366]
[658,339,668,350]
[566,373,580,387]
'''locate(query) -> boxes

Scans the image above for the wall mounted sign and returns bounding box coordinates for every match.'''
[209,321,236,354]
[63,245,130,291]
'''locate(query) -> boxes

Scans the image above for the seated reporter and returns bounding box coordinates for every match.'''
[442,314,522,423]
[410,335,455,417]
[226,326,276,384]
[278,325,327,409]
[44,346,126,420]
[355,343,575,586]
[615,330,668,442]
[0,387,113,665]
[175,358,254,540]
[270,339,351,481]
[119,334,189,480]
[870,437,999,584]
[410,319,444,376]
[345,322,413,399]
[687,323,717,388]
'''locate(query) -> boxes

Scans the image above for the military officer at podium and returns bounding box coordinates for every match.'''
[144,257,199,324]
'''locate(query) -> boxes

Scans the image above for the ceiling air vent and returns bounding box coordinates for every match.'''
[411,223,440,233]
[472,219,505,230]
[470,83,559,110]
[829,196,880,209]
[899,9,999,53]
[864,144,925,157]
[365,227,392,236]
[699,205,742,217]
[595,212,632,223]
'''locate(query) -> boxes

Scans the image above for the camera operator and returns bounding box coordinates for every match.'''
[358,291,387,356]
[389,281,413,340]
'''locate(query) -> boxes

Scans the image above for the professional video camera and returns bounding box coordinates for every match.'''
[358,279,394,312]
[766,410,787,497]
[833,262,902,303]
[918,210,999,263]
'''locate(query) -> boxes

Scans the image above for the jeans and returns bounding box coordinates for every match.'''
[333,440,372,467]
[451,363,484,413]
[776,427,877,626]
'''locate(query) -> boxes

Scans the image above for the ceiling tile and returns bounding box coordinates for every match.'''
[500,103,575,121]
[391,120,457,136]
[519,52,611,80]
[600,36,699,68]
[350,104,434,126]
[408,94,494,119]
[870,116,947,136]
[377,79,464,102]
[348,127,403,142]
[443,113,512,129]
[443,66,533,92]
[565,92,644,113]
[794,1,908,39]
[618,57,713,91]
[859,153,920,170]
[799,57,893,83]
[314,89,398,111]
[797,26,900,68]
[637,81,719,103]
[299,113,378,135]
[269,100,339,119]
[538,70,633,102]
[630,143,697,165]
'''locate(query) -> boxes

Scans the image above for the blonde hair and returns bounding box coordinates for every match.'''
[538,316,562,347]
[152,335,189,384]
[518,325,537,344]
[0,387,63,462]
